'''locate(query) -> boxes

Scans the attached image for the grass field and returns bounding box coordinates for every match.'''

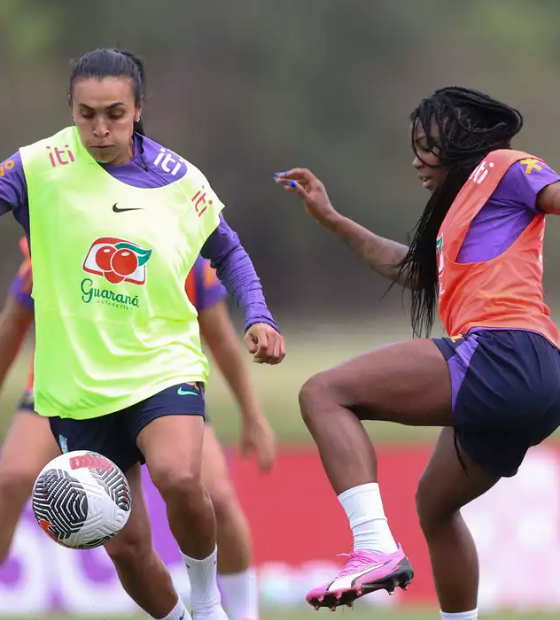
[8,610,560,619]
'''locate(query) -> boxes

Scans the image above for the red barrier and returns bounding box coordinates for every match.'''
[230,443,560,609]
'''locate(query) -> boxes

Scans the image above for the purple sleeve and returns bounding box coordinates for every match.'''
[457,159,560,264]
[491,159,560,212]
[200,216,280,333]
[193,256,227,311]
[0,152,29,229]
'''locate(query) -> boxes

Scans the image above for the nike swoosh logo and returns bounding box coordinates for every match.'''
[177,388,199,396]
[179,614,185,620]
[112,203,142,213]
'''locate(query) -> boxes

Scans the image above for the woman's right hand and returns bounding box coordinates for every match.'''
[274,168,340,227]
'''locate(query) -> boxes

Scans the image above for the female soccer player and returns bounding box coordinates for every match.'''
[0,47,285,620]
[275,87,560,620]
[0,243,272,620]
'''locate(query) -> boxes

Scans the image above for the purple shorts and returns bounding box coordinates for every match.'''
[433,329,560,477]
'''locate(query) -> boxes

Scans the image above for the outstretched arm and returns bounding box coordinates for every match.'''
[323,216,410,285]
[198,299,275,471]
[201,217,286,365]
[274,168,412,287]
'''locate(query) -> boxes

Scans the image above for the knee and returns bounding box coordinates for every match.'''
[299,373,332,423]
[106,531,150,567]
[415,477,455,537]
[150,465,203,504]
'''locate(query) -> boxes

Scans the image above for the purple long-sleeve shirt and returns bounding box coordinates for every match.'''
[0,133,277,332]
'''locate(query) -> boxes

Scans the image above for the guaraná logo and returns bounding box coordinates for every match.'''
[83,237,152,285]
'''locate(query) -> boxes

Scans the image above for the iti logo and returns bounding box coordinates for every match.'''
[153,148,185,176]
[469,160,494,185]
[83,237,152,285]
[46,144,75,168]
[191,186,213,217]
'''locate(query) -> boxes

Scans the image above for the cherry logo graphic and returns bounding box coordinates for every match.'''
[95,246,116,271]
[112,249,139,277]
[83,237,152,285]
[104,270,125,284]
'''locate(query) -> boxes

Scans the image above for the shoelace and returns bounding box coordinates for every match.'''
[334,551,379,577]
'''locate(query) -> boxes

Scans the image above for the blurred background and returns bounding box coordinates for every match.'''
[1,1,560,618]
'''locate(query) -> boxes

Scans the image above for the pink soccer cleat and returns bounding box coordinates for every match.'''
[306,545,413,610]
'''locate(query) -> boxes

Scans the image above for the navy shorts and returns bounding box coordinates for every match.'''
[48,382,206,473]
[434,329,560,477]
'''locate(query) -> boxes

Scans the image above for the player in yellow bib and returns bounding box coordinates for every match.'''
[0,48,285,620]
[0,243,274,620]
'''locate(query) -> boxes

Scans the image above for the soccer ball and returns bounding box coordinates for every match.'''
[32,450,132,549]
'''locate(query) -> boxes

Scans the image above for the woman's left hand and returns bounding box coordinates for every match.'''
[245,323,285,364]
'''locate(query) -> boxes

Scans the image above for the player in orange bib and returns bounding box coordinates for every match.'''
[0,238,272,620]
[275,87,560,620]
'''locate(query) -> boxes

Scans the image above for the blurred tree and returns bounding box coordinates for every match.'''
[2,0,560,322]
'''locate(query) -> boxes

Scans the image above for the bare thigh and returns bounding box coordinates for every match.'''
[0,412,60,486]
[304,338,453,426]
[136,415,205,488]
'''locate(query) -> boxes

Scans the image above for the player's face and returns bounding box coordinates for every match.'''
[411,120,448,193]
[71,77,141,165]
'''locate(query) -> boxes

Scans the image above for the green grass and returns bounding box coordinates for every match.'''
[264,612,554,620]
[9,609,560,619]
[2,319,560,446]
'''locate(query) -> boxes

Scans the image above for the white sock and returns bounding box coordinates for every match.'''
[155,596,191,620]
[182,547,222,613]
[440,610,478,620]
[218,568,258,620]
[338,483,399,554]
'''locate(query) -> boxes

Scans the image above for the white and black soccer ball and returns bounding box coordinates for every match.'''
[32,450,131,549]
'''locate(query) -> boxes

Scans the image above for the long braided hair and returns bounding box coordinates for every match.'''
[399,87,523,337]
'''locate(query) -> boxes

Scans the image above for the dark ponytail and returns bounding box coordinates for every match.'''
[398,87,523,337]
[68,48,147,135]
[115,50,146,136]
